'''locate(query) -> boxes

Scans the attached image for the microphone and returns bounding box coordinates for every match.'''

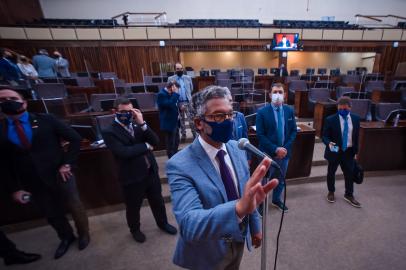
[238,138,280,169]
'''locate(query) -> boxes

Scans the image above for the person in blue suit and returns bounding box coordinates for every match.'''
[32,49,57,78]
[231,111,248,141]
[167,85,278,270]
[322,96,361,208]
[157,81,181,158]
[0,48,23,84]
[256,83,297,212]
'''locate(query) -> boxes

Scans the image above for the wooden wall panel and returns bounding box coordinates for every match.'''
[1,39,405,82]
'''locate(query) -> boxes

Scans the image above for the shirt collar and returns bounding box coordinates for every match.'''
[7,111,29,125]
[271,103,282,110]
[198,135,228,161]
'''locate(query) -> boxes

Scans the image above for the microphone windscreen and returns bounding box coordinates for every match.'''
[238,138,249,150]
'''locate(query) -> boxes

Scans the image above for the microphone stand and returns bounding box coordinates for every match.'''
[260,169,271,270]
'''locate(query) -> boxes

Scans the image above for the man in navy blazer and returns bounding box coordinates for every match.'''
[0,49,23,84]
[167,86,278,270]
[157,81,181,158]
[322,97,361,208]
[256,83,297,212]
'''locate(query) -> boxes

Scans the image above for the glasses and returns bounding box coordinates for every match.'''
[203,112,236,123]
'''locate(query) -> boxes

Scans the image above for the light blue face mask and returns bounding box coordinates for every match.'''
[203,119,234,143]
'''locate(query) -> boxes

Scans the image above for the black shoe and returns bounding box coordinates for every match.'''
[272,201,289,212]
[159,223,177,235]
[132,230,146,243]
[327,192,335,203]
[4,250,41,265]
[344,195,361,208]
[54,236,76,259]
[78,234,90,250]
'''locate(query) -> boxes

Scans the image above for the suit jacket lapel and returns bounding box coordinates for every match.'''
[113,121,135,142]
[190,139,228,202]
[267,105,277,130]
[226,143,244,196]
[283,105,289,140]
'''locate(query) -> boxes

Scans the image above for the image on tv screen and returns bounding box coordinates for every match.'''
[273,33,299,51]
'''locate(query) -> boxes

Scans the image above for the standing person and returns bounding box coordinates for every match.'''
[101,97,177,243]
[167,86,279,270]
[0,230,41,266]
[157,81,181,158]
[231,111,248,141]
[168,63,196,141]
[53,51,71,78]
[322,96,361,208]
[0,88,90,259]
[0,48,23,85]
[17,55,41,82]
[32,49,57,78]
[278,64,288,77]
[256,83,297,212]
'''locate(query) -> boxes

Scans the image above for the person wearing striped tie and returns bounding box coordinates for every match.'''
[322,96,361,208]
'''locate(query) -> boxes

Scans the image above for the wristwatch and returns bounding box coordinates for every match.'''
[140,121,147,127]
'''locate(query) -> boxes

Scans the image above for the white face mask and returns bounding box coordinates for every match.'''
[271,93,284,104]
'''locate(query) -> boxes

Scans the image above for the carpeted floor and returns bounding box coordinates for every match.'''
[4,173,406,270]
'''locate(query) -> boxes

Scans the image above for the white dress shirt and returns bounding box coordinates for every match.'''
[198,136,240,196]
[339,114,353,148]
[17,63,38,77]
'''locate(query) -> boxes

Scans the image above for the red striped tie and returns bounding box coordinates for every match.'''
[13,119,31,149]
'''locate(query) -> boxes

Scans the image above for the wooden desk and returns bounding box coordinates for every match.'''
[371,90,401,103]
[67,109,166,151]
[248,123,315,179]
[192,76,215,92]
[313,102,337,137]
[358,122,406,171]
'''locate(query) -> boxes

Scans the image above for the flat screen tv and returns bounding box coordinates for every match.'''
[272,33,299,51]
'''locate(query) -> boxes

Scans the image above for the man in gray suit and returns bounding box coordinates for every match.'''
[54,51,71,78]
[168,63,196,141]
[32,49,57,78]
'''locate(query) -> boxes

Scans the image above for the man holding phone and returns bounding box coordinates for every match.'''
[102,97,177,243]
[322,97,361,208]
[0,88,90,259]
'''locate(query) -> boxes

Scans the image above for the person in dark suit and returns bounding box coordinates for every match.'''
[322,96,361,208]
[0,230,41,266]
[0,48,23,85]
[102,97,177,243]
[0,88,90,259]
[157,81,180,158]
[277,35,291,48]
[256,83,297,212]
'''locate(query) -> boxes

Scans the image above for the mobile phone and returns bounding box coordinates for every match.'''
[22,194,31,202]
[330,145,339,152]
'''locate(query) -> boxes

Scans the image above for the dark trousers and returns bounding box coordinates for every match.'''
[56,175,89,237]
[122,169,168,233]
[0,231,16,258]
[29,174,88,240]
[164,127,180,159]
[327,149,355,196]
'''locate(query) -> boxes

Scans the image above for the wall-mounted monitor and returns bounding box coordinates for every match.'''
[258,68,268,75]
[272,33,299,51]
[306,68,315,75]
[330,68,341,76]
[211,69,220,76]
[270,68,280,75]
[318,68,327,75]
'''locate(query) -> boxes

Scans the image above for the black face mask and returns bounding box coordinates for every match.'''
[0,100,25,115]
[176,70,183,77]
